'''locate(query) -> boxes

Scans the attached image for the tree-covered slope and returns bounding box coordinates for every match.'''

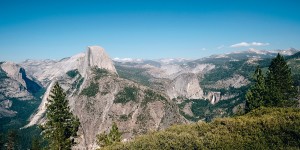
[104,107,300,150]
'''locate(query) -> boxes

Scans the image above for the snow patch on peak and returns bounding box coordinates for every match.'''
[248,48,268,55]
[158,58,191,64]
[113,58,143,63]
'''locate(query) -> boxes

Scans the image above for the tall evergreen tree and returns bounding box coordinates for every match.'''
[6,130,18,150]
[245,54,299,112]
[96,122,121,148]
[108,122,121,143]
[265,53,298,107]
[0,133,4,150]
[245,66,266,112]
[31,137,41,150]
[41,82,80,150]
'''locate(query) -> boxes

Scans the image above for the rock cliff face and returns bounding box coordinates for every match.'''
[0,62,41,118]
[167,73,204,99]
[24,46,185,150]
[21,46,117,87]
[81,46,117,76]
[25,46,118,127]
[72,72,184,150]
[205,74,250,89]
[114,60,215,101]
[19,47,300,149]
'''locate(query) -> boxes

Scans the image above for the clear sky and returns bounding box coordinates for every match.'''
[1,0,300,62]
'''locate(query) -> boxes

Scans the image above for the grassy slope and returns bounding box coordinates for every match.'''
[105,107,300,150]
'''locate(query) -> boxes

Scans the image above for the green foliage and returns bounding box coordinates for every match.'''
[179,94,246,122]
[41,82,80,150]
[6,130,18,150]
[115,65,151,86]
[265,53,298,107]
[201,60,243,84]
[245,54,298,112]
[104,107,300,150]
[0,133,3,150]
[0,78,45,149]
[201,58,272,86]
[96,122,121,148]
[114,86,139,104]
[142,90,167,107]
[293,74,300,87]
[31,137,42,150]
[72,77,84,93]
[0,67,8,80]
[190,100,212,120]
[66,69,79,78]
[245,66,266,112]
[20,126,45,150]
[81,82,99,97]
[92,67,110,80]
[119,115,129,121]
[286,51,300,60]
[1,119,45,149]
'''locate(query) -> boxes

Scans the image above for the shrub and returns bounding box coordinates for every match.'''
[104,107,300,150]
[66,69,79,78]
[92,67,110,80]
[81,82,99,97]
[119,115,129,121]
[114,86,139,104]
[142,90,167,107]
[115,65,151,86]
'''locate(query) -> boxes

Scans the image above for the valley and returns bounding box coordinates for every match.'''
[0,46,299,149]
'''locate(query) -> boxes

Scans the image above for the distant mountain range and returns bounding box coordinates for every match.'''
[1,46,299,149]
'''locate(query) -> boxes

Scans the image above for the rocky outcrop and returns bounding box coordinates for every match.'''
[207,92,221,104]
[0,100,16,118]
[25,81,55,127]
[24,46,184,150]
[81,46,117,76]
[21,46,117,87]
[0,62,42,118]
[0,62,40,100]
[72,74,184,150]
[167,73,204,99]
[205,74,250,89]
[26,46,118,127]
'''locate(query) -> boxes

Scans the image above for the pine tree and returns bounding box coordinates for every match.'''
[108,122,121,143]
[265,53,298,107]
[31,137,41,150]
[41,82,80,150]
[96,122,121,148]
[6,130,17,150]
[245,66,266,112]
[0,133,4,150]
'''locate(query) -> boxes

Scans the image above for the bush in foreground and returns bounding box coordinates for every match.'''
[104,107,300,150]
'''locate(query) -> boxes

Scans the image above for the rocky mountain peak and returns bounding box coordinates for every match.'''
[20,46,117,86]
[1,62,26,87]
[24,46,118,127]
[80,46,117,77]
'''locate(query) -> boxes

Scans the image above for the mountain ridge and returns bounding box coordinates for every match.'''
[1,46,299,149]
[19,46,186,149]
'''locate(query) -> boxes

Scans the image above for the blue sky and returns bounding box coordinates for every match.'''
[1,0,300,62]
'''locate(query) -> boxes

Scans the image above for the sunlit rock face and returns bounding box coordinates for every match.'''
[0,62,41,118]
[22,46,184,150]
